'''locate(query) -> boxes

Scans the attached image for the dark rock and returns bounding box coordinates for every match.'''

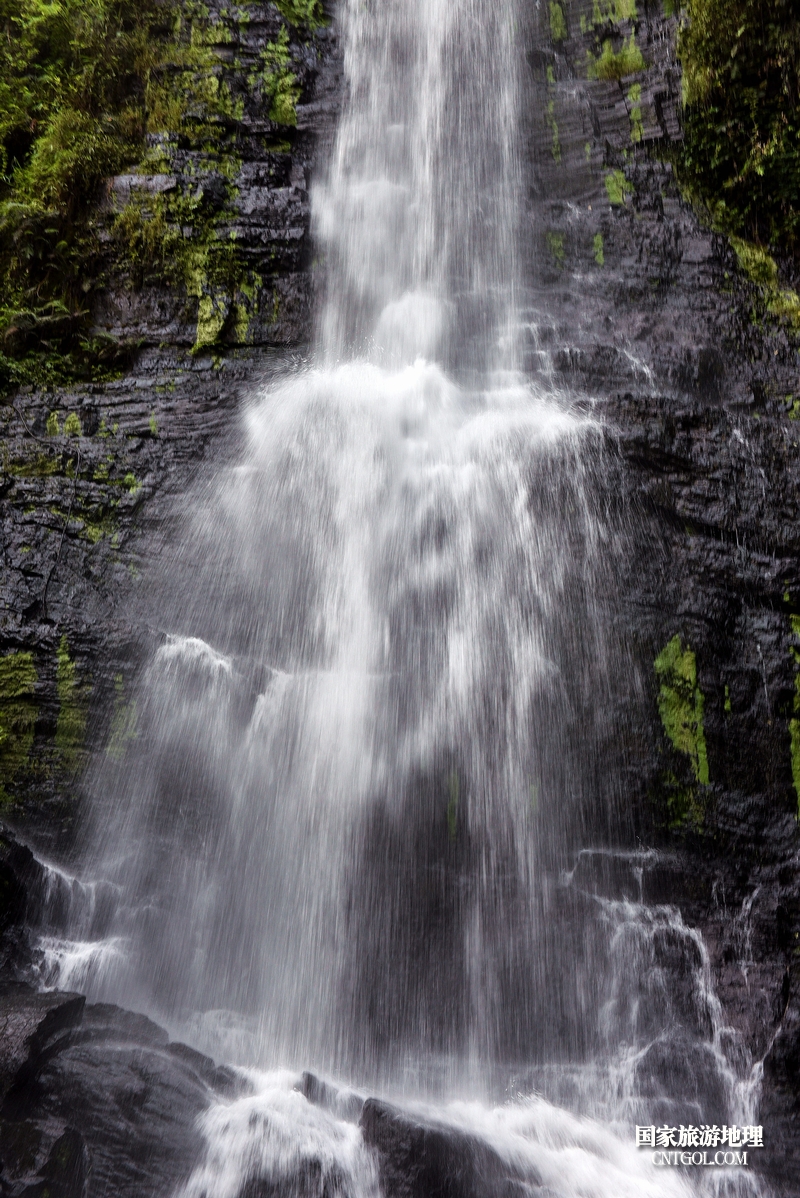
[0,0,343,833]
[0,976,243,1197]
[520,3,800,1190]
[633,1036,728,1127]
[34,1127,89,1198]
[359,1098,534,1198]
[296,1071,363,1122]
[0,980,85,1108]
[238,1158,349,1198]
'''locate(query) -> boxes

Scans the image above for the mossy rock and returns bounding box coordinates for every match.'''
[0,652,38,804]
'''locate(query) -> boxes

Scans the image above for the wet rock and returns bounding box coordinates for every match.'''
[296,1071,364,1122]
[521,3,800,1191]
[0,979,240,1198]
[633,1036,728,1128]
[0,0,343,834]
[110,174,178,200]
[359,1098,534,1198]
[238,1158,351,1198]
[0,836,239,1198]
[31,1127,89,1198]
[0,980,85,1107]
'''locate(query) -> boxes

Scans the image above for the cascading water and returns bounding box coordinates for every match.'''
[29,0,769,1195]
[316,0,519,370]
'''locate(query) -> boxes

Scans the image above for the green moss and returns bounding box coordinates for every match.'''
[662,772,706,830]
[547,96,562,163]
[0,651,37,802]
[55,636,86,773]
[654,635,710,786]
[628,82,643,142]
[730,236,800,330]
[790,614,800,651]
[7,451,59,478]
[791,712,800,817]
[545,61,561,162]
[233,301,251,344]
[149,412,158,436]
[731,237,778,287]
[605,169,633,205]
[63,412,82,437]
[592,0,637,22]
[550,2,567,42]
[724,683,732,714]
[789,618,800,815]
[46,412,60,436]
[447,773,459,841]
[0,0,306,391]
[194,293,228,353]
[107,674,137,761]
[677,0,800,263]
[115,173,260,353]
[588,33,645,80]
[593,232,605,265]
[0,0,186,395]
[546,231,566,266]
[273,0,324,30]
[145,10,245,139]
[81,516,110,543]
[112,193,182,289]
[254,27,301,128]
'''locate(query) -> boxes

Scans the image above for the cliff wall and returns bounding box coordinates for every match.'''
[0,0,341,839]
[520,2,800,1190]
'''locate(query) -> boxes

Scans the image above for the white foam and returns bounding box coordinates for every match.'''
[157,635,233,675]
[35,935,125,994]
[177,1070,379,1198]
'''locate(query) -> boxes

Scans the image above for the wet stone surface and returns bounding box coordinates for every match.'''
[0,982,242,1198]
[522,3,800,1192]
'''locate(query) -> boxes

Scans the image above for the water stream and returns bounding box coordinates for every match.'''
[29,0,768,1194]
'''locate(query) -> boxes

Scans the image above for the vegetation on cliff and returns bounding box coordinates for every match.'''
[0,0,318,396]
[654,635,709,830]
[677,0,800,272]
[0,0,175,393]
[0,652,37,804]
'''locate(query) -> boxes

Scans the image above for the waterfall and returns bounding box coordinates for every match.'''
[30,0,769,1195]
[316,0,520,370]
[58,0,614,1079]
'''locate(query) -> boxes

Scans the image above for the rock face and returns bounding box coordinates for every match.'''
[358,1099,532,1198]
[0,979,241,1198]
[519,3,800,1194]
[94,3,342,354]
[0,0,342,840]
[1,0,800,1196]
[0,831,238,1196]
